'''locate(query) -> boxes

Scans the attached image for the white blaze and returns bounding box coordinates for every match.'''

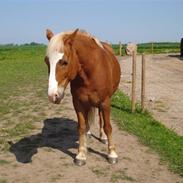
[48,52,64,96]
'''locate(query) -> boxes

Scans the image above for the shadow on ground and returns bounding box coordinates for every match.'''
[10,118,79,163]
[168,54,183,61]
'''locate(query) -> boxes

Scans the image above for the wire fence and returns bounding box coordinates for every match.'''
[112,42,180,55]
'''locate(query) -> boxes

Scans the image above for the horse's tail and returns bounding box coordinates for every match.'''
[88,107,96,126]
[87,107,96,136]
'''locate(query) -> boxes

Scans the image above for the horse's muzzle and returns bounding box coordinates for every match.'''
[48,93,63,104]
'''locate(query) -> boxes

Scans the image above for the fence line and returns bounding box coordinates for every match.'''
[131,51,137,113]
[141,54,146,112]
[119,42,122,56]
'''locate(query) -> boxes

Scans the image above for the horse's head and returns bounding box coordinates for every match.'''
[45,29,79,104]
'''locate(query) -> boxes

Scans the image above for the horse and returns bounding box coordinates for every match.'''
[44,29,121,166]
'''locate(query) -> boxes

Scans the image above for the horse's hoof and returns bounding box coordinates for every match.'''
[74,158,86,166]
[108,156,118,164]
[100,138,108,144]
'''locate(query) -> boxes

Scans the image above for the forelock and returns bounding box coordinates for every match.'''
[46,33,65,58]
[46,29,104,59]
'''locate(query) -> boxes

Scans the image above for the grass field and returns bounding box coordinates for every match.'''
[0,44,47,151]
[0,44,182,177]
[112,42,180,55]
[111,91,183,176]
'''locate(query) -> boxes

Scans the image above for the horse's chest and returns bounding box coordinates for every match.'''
[72,87,100,106]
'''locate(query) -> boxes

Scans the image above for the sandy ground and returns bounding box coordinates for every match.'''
[118,54,183,136]
[0,85,183,182]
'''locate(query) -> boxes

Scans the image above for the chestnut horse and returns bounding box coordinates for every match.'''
[45,29,121,166]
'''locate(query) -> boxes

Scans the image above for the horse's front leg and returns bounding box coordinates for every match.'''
[101,98,118,164]
[73,100,88,166]
[99,109,108,144]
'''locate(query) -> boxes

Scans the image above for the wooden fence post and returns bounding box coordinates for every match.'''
[141,54,146,112]
[119,42,122,56]
[131,51,136,113]
[151,42,154,54]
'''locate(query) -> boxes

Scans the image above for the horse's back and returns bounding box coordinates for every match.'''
[102,43,121,95]
[101,42,114,54]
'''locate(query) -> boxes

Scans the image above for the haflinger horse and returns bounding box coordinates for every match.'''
[45,29,121,166]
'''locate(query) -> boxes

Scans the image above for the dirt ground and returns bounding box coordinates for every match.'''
[118,54,183,136]
[0,54,183,183]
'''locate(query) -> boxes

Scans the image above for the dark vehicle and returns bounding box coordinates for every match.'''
[181,38,183,56]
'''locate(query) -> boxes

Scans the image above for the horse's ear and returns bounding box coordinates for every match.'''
[46,29,54,41]
[70,28,79,40]
[64,28,79,46]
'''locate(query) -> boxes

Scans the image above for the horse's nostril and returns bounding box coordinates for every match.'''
[55,93,58,98]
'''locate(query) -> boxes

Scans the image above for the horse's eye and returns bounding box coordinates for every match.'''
[59,59,68,66]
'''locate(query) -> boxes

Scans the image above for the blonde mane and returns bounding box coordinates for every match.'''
[76,30,104,49]
[46,29,103,57]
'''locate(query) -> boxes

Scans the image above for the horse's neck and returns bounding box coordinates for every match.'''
[70,55,91,89]
[71,63,90,88]
[70,40,102,87]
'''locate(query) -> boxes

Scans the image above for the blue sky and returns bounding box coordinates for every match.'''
[0,0,183,44]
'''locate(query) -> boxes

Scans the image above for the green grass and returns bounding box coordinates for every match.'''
[112,42,180,55]
[0,122,36,152]
[0,44,47,113]
[111,170,135,182]
[112,44,126,55]
[0,178,8,183]
[111,91,183,176]
[0,44,47,152]
[0,44,182,177]
[0,44,67,152]
[91,167,107,177]
[6,122,36,138]
[0,160,10,165]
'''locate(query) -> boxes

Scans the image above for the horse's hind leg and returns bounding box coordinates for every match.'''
[99,109,108,144]
[86,107,96,138]
[101,98,118,164]
[73,100,88,166]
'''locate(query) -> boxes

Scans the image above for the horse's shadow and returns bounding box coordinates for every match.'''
[9,118,79,163]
